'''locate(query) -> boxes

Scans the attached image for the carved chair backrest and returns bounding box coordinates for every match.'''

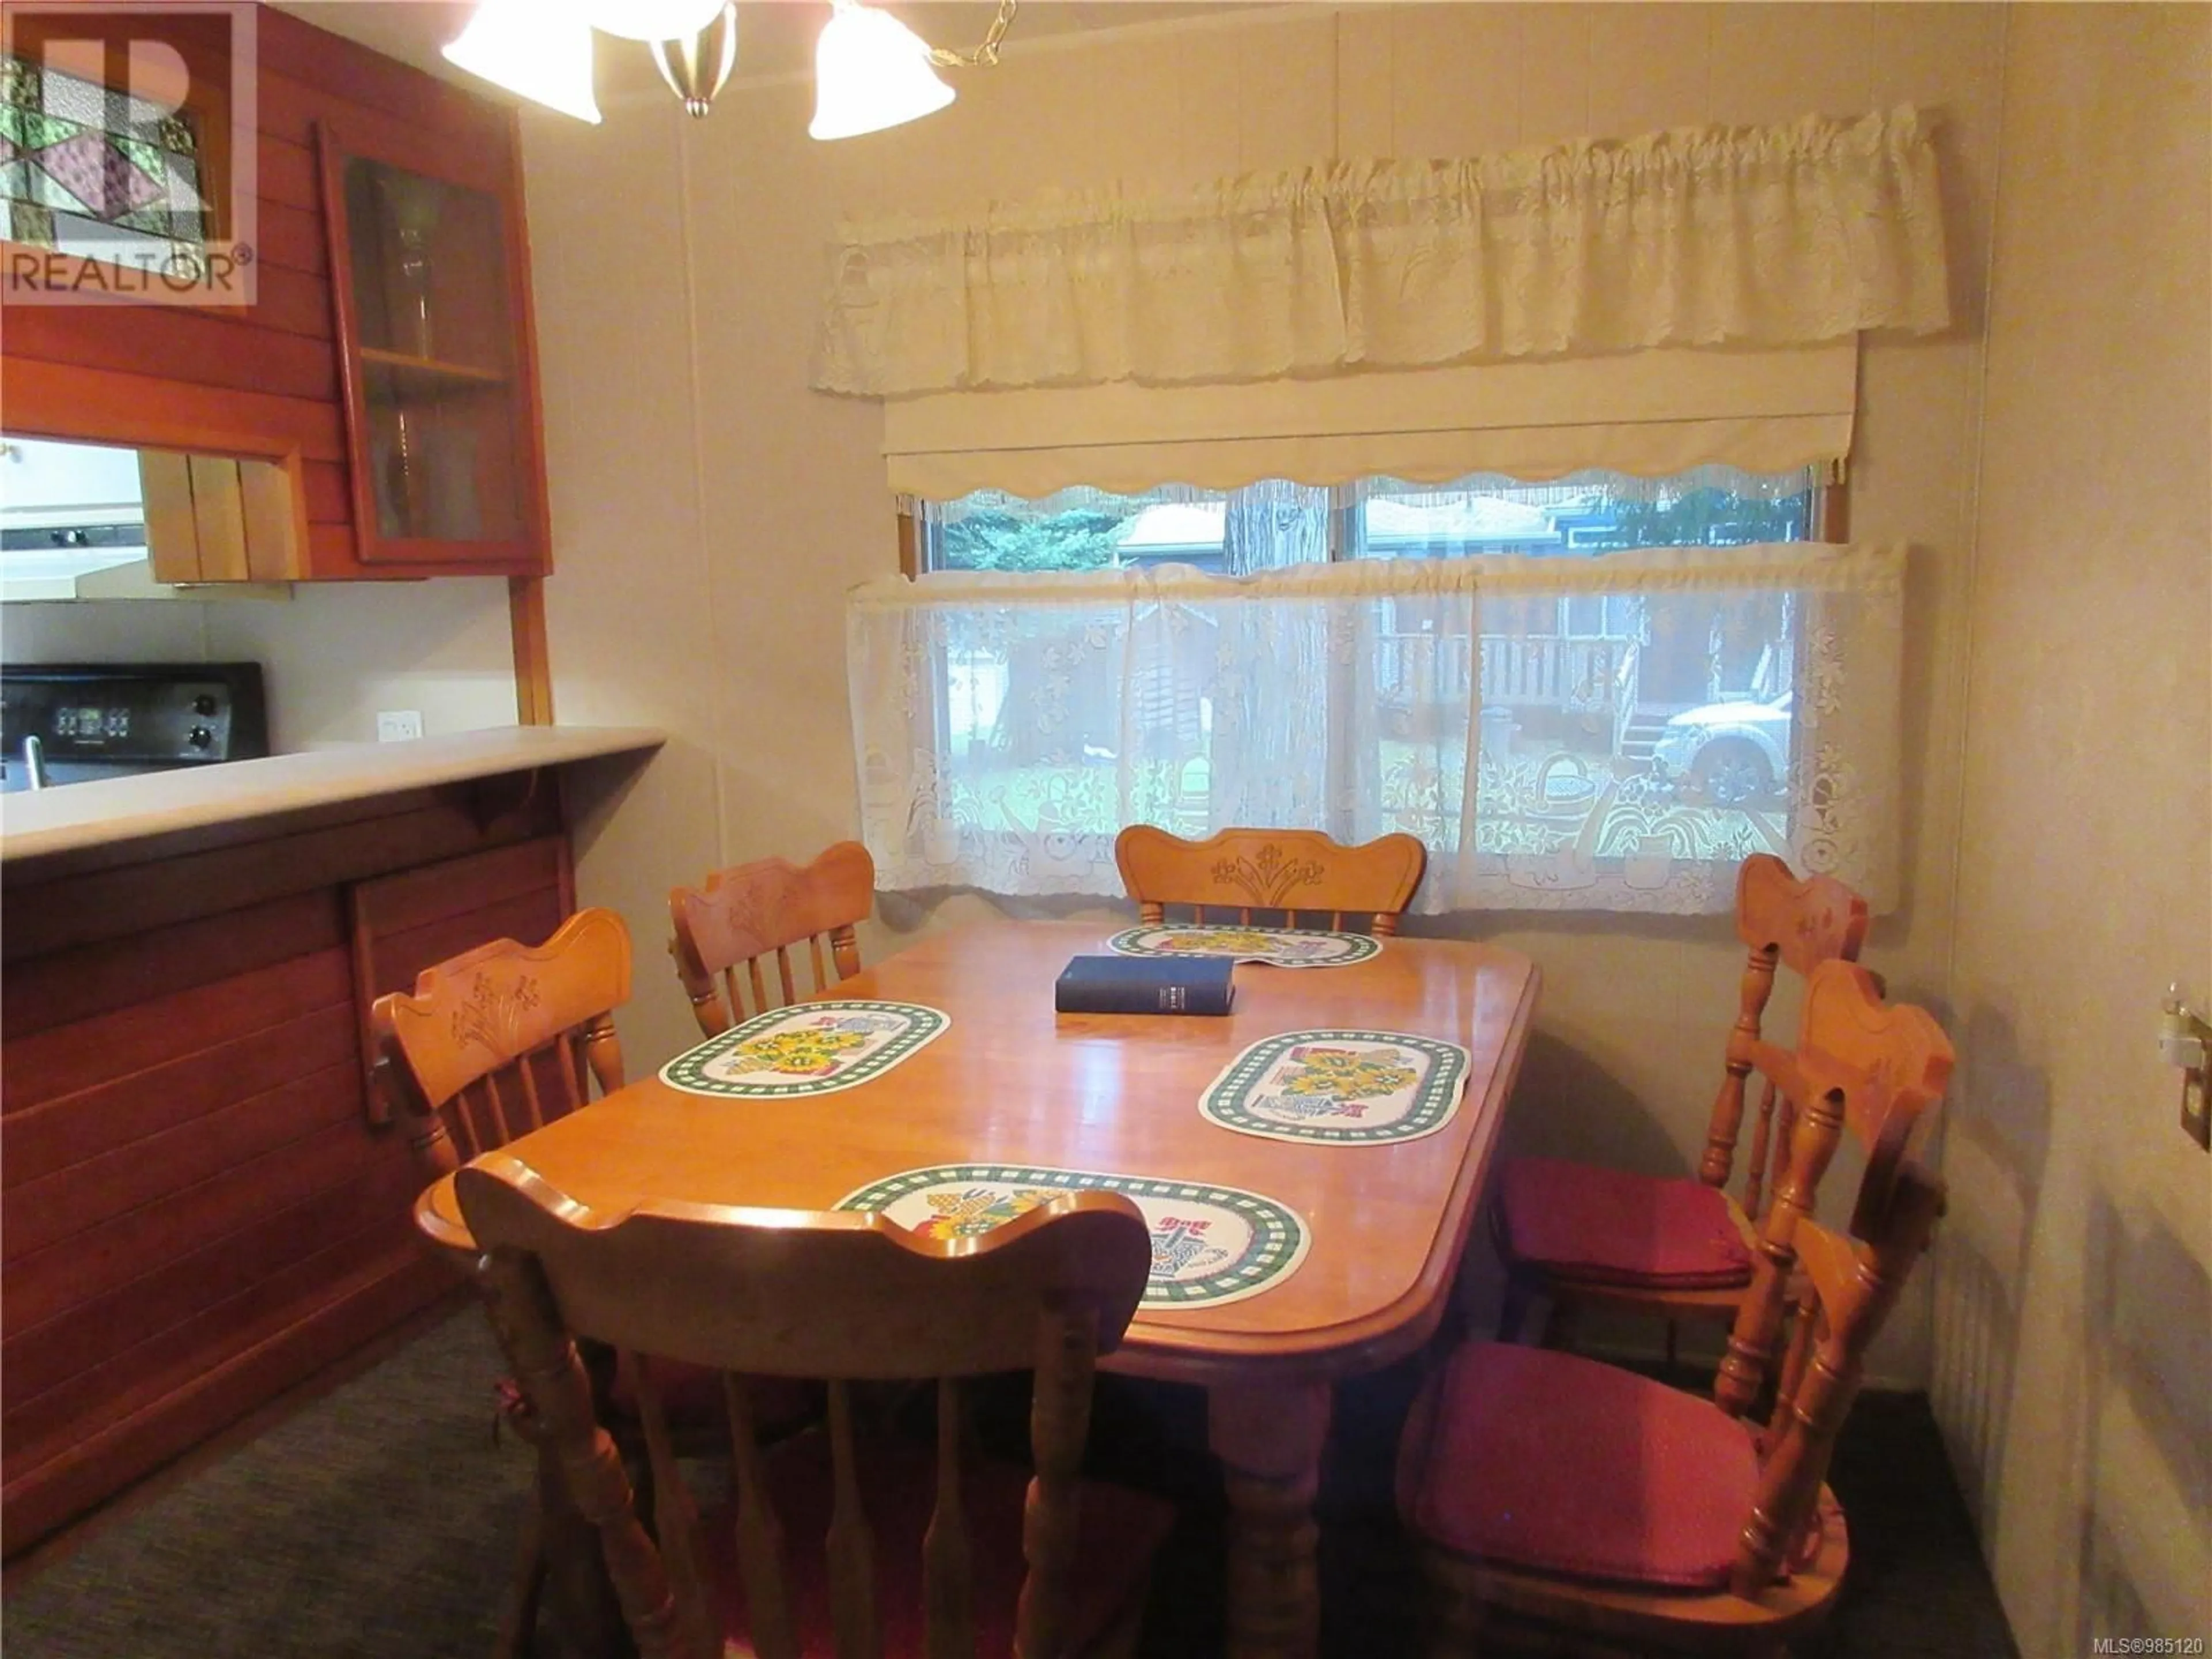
[669,842,876,1038]
[456,1153,1153,1659]
[1113,825,1427,935]
[1721,1156,1946,1597]
[1713,956,1952,1418]
[1700,854,1872,1222]
[372,907,632,1182]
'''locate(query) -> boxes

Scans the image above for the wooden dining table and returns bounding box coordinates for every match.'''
[416,917,1539,1659]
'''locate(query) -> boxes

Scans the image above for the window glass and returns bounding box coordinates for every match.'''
[0,51,208,270]
[899,466,1825,896]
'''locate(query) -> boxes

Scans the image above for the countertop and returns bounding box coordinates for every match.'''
[0,725,666,864]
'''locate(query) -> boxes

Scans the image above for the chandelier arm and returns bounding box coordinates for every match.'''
[925,0,1016,69]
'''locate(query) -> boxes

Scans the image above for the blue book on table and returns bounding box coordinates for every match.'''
[1055,955,1236,1016]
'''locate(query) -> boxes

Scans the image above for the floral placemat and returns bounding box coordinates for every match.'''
[659,1001,949,1099]
[1199,1031,1471,1146]
[835,1164,1309,1309]
[1105,925,1381,968]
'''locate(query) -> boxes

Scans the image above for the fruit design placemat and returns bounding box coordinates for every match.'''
[1105,925,1380,968]
[835,1164,1309,1309]
[659,1001,949,1099]
[1199,1030,1471,1146]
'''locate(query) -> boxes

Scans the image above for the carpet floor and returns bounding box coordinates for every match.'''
[2,1309,2017,1657]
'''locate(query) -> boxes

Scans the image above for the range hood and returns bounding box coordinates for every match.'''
[0,437,151,601]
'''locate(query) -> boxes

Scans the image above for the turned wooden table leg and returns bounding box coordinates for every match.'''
[1209,1377,1333,1659]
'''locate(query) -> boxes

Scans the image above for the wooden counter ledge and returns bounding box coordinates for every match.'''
[0,726,666,865]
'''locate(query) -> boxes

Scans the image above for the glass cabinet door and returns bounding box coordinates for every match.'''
[319,122,545,569]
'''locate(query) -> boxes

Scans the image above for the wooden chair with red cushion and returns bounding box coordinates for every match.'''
[1399,1050,1952,1654]
[1491,853,1872,1353]
[1113,824,1427,934]
[457,1152,1176,1659]
[669,840,876,1039]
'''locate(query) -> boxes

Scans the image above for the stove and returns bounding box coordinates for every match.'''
[0,663,268,792]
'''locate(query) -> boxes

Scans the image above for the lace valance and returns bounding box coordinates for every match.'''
[815,107,1949,399]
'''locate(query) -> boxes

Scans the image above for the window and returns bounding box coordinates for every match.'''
[854,463,1899,916]
[1,42,216,274]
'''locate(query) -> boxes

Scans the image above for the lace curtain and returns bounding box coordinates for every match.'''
[846,543,1903,914]
[815,107,1948,398]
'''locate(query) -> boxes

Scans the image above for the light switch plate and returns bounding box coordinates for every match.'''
[376,710,423,743]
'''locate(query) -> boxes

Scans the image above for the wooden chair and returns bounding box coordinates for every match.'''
[1397,1152,1948,1657]
[374,906,636,1659]
[1491,854,1873,1354]
[1112,824,1427,934]
[669,840,875,1038]
[374,906,632,1182]
[456,1152,1175,1659]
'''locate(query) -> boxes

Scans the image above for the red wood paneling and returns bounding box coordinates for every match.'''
[0,791,575,1555]
[0,889,341,1043]
[3,1006,356,1190]
[1,1248,452,1555]
[1,951,352,1111]
[2,1157,419,1412]
[0,5,533,578]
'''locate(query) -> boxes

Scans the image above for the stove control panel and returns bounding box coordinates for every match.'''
[0,663,268,779]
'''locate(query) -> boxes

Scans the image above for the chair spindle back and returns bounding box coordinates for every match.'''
[1702,853,1870,1224]
[1113,825,1426,935]
[1728,1157,1946,1594]
[669,842,875,1037]
[457,1154,1153,1659]
[1714,956,1951,1416]
[372,907,632,1181]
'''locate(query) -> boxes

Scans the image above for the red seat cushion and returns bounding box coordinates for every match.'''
[1496,1157,1753,1289]
[701,1427,1173,1656]
[1402,1343,1759,1590]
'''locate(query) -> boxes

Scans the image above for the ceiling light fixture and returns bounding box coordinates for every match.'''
[584,0,727,44]
[441,0,1012,130]
[441,0,601,125]
[810,0,1016,140]
[652,3,740,119]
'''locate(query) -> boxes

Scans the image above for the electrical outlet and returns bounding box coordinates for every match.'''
[2161,984,2211,1152]
[375,710,423,743]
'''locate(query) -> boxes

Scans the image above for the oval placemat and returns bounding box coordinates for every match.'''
[1105,924,1381,967]
[835,1163,1309,1309]
[1199,1029,1471,1145]
[659,1000,949,1099]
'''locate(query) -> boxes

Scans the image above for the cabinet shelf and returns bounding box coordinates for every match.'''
[359,346,510,389]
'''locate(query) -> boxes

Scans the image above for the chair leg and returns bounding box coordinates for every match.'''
[1537,1296,1580,1352]
[1495,1275,1536,1344]
[492,1497,547,1659]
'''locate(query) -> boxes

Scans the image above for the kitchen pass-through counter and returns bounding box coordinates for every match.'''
[0,726,666,863]
[0,724,663,1555]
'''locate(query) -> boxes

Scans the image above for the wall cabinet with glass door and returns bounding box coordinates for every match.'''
[317,118,548,574]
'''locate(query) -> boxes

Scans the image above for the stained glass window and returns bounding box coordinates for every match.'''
[0,51,207,273]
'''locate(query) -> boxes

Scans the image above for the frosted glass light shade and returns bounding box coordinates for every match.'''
[443,0,601,124]
[809,1,954,142]
[585,0,726,44]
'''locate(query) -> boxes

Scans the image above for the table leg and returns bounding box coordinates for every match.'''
[1208,1377,1333,1659]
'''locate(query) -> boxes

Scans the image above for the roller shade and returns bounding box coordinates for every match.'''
[882,344,1857,500]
